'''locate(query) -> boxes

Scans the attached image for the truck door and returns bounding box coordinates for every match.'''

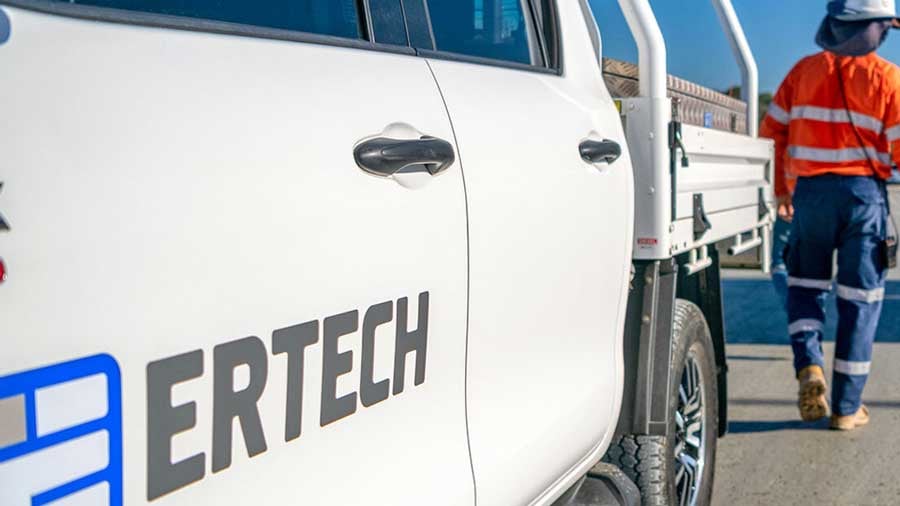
[0,2,473,505]
[416,1,633,504]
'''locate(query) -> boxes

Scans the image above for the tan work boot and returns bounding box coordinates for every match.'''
[797,365,829,421]
[830,405,870,431]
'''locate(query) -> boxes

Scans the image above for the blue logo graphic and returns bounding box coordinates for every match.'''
[0,7,10,46]
[0,355,122,505]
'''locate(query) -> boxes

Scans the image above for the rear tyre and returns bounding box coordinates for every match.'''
[604,300,718,506]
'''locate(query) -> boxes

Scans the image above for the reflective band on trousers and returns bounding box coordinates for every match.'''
[788,146,892,166]
[788,318,824,335]
[790,105,883,134]
[834,359,871,376]
[836,284,885,303]
[768,103,790,125]
[788,276,833,290]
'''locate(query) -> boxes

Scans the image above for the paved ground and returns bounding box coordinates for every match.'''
[713,187,900,505]
[713,342,900,506]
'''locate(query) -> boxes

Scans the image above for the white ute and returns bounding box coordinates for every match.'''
[0,0,772,505]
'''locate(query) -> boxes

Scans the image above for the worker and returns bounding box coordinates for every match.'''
[761,0,898,431]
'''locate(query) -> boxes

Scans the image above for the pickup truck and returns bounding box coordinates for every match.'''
[0,0,773,505]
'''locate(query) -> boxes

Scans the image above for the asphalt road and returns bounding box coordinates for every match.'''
[713,342,900,506]
[713,187,900,505]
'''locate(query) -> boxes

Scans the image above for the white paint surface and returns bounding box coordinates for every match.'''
[426,2,633,504]
[48,481,110,506]
[35,374,108,437]
[0,6,472,505]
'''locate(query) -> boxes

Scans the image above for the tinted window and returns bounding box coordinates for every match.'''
[63,0,363,39]
[369,0,408,45]
[426,0,538,65]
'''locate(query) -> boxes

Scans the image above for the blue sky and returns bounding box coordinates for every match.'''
[588,0,900,93]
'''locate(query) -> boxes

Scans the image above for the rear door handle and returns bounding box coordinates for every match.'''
[579,139,622,165]
[354,136,456,177]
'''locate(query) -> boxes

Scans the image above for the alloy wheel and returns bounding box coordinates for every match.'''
[674,350,706,506]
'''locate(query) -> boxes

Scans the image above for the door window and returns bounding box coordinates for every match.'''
[425,0,540,66]
[56,0,364,39]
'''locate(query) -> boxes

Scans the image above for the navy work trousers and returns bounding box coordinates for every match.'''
[787,175,888,416]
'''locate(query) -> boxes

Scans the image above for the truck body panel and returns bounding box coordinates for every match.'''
[621,98,774,261]
[0,0,772,504]
[425,2,634,502]
[0,5,476,504]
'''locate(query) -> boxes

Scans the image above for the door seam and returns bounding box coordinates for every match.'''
[424,58,478,506]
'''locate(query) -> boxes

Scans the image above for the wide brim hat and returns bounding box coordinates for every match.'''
[840,15,900,28]
[829,0,900,28]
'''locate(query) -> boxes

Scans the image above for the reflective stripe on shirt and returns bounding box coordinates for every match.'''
[768,103,790,125]
[760,52,900,187]
[886,124,900,142]
[790,106,883,134]
[787,145,891,166]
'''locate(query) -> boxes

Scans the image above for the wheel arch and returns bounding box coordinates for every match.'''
[613,250,729,440]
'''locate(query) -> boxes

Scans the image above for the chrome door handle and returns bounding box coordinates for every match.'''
[579,139,622,165]
[354,136,456,177]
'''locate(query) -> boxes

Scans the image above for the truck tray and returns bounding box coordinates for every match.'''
[602,58,749,135]
[612,63,774,263]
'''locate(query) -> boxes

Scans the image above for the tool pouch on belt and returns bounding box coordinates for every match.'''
[883,205,898,270]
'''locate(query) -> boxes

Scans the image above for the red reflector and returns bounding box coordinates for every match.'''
[0,258,6,283]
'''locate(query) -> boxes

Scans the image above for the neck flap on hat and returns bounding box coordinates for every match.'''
[816,15,892,56]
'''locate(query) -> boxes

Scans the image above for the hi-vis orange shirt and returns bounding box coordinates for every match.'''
[761,51,900,197]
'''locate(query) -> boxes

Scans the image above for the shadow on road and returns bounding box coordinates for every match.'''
[726,354,790,362]
[723,280,900,344]
[728,419,830,433]
[729,398,900,409]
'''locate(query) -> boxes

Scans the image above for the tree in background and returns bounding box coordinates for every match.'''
[724,86,772,127]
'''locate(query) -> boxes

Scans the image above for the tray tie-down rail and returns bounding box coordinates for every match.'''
[683,221,773,275]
